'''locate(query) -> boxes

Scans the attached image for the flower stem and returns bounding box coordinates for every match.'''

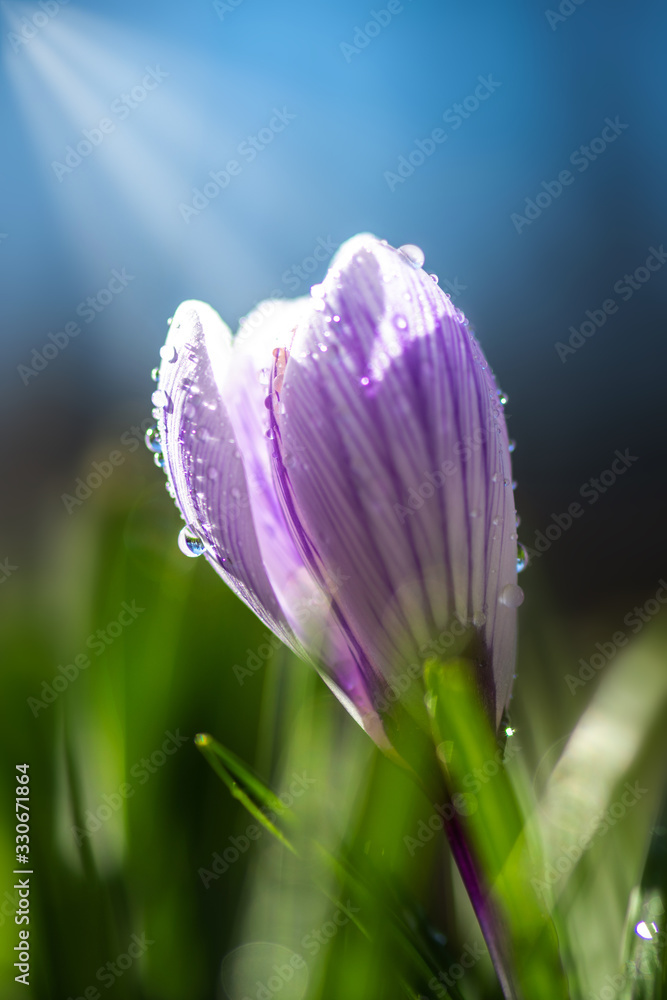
[442,805,520,1000]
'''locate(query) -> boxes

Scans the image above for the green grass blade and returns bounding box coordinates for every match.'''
[195,733,296,853]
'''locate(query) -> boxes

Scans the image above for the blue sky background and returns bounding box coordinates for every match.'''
[1,0,665,611]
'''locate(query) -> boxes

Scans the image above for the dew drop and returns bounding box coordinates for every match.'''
[472,611,486,626]
[160,344,178,363]
[150,367,159,382]
[360,377,370,386]
[429,273,439,283]
[516,544,529,573]
[265,428,274,439]
[635,921,660,940]
[469,509,480,518]
[318,343,328,352]
[508,439,516,453]
[264,394,273,409]
[499,584,524,608]
[499,392,508,406]
[258,367,270,385]
[491,472,499,483]
[492,516,500,526]
[153,452,165,469]
[151,388,169,408]
[393,315,408,330]
[183,403,196,419]
[178,526,205,558]
[332,314,341,324]
[398,244,425,268]
[144,426,161,453]
[207,467,218,480]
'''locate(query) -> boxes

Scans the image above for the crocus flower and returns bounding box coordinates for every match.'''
[148,234,522,749]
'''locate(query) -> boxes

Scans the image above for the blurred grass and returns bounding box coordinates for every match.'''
[0,432,665,999]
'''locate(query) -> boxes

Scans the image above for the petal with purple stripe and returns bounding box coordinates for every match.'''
[154,300,295,648]
[269,236,518,725]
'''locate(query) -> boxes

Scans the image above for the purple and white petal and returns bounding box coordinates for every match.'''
[154,300,296,648]
[268,235,518,725]
[224,298,389,740]
[222,297,317,635]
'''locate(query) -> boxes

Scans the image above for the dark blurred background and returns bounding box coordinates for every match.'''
[1,1,666,998]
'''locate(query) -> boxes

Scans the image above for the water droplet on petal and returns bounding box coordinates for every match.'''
[153,452,165,469]
[151,388,169,408]
[207,467,218,480]
[499,392,508,406]
[499,584,524,608]
[469,509,480,518]
[472,611,486,626]
[360,377,370,386]
[258,367,270,385]
[145,426,161,453]
[508,439,516,453]
[516,544,529,573]
[394,315,408,330]
[429,273,439,283]
[159,344,178,363]
[491,472,499,483]
[398,244,425,268]
[178,526,205,558]
[492,516,500,526]
[184,403,196,419]
[332,314,341,324]
[150,367,159,382]
[167,316,173,326]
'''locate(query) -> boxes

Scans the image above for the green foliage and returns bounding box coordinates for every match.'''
[1,443,666,1000]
